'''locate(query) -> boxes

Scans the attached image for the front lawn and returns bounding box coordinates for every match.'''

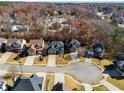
[56,55,70,66]
[3,73,33,87]
[6,52,19,63]
[34,56,48,66]
[64,74,84,91]
[6,52,26,65]
[91,58,113,69]
[44,73,55,91]
[106,77,124,90]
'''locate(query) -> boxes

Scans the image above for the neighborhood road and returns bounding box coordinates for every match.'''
[0,62,103,84]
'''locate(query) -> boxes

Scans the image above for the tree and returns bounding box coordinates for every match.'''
[110,19,118,26]
[67,16,78,32]
[112,29,123,44]
[89,20,113,45]
[35,26,44,38]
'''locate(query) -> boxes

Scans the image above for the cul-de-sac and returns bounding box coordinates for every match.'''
[0,2,124,91]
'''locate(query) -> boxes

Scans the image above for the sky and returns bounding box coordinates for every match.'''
[0,0,124,3]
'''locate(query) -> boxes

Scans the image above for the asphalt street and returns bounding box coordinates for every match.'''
[0,61,103,84]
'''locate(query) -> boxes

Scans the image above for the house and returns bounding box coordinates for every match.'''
[42,48,47,57]
[16,44,29,58]
[28,39,44,56]
[85,48,94,58]
[48,45,57,55]
[93,44,105,58]
[66,39,80,52]
[11,24,30,32]
[85,43,105,59]
[52,17,67,24]
[96,7,113,22]
[1,21,30,32]
[27,45,37,56]
[61,23,71,31]
[51,82,71,91]
[6,39,26,52]
[49,22,61,30]
[52,82,63,91]
[11,74,44,91]
[117,17,124,28]
[113,55,124,76]
[48,41,64,55]
[0,38,7,52]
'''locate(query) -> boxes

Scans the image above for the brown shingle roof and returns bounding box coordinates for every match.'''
[29,38,43,46]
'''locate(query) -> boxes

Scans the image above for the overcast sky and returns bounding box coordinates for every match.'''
[0,0,124,3]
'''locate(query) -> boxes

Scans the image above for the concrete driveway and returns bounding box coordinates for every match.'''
[24,56,37,66]
[47,55,56,67]
[54,73,65,84]
[70,51,79,63]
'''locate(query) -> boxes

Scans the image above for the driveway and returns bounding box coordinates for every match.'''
[47,55,56,67]
[70,51,79,63]
[54,73,65,84]
[0,62,103,84]
[0,52,12,63]
[24,56,37,66]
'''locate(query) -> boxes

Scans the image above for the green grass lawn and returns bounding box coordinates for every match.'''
[3,73,33,87]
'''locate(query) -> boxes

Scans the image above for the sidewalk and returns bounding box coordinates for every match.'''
[54,73,65,84]
[47,55,56,67]
[83,83,93,91]
[100,79,122,91]
[24,56,37,66]
[0,52,12,64]
[36,72,47,91]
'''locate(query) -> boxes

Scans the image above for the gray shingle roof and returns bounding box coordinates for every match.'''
[11,74,44,91]
[48,41,64,55]
[6,39,25,50]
